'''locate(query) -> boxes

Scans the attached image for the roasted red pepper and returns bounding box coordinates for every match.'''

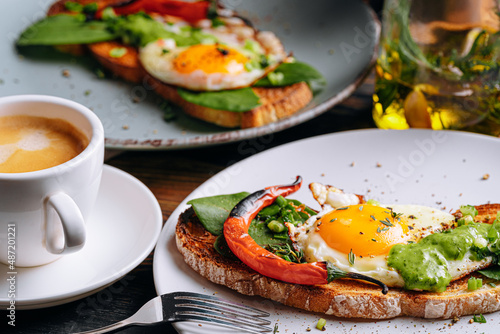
[100,0,211,23]
[223,176,388,293]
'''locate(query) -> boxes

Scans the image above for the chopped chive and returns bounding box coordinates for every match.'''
[468,277,483,291]
[316,318,327,330]
[348,249,355,266]
[359,206,363,211]
[336,207,349,210]
[407,241,415,244]
[473,314,486,323]
[370,215,376,221]
[489,282,497,287]
[371,238,377,242]
[377,227,381,233]
[381,227,390,232]
[109,47,127,58]
[330,218,337,222]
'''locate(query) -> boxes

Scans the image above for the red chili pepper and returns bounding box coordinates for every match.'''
[223,176,330,285]
[223,176,389,294]
[99,0,211,23]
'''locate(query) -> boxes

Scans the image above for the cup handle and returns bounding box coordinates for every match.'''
[45,192,86,255]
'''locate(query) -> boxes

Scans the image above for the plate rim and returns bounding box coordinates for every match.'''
[152,128,500,331]
[100,2,381,150]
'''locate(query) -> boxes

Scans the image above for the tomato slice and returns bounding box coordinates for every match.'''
[102,0,211,23]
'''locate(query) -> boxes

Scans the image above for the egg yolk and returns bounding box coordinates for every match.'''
[318,204,410,257]
[173,44,249,74]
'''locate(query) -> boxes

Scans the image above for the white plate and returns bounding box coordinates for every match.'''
[0,165,162,310]
[154,129,500,333]
[1,0,379,149]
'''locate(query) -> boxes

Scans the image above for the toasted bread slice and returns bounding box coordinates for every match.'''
[47,0,314,128]
[175,204,500,319]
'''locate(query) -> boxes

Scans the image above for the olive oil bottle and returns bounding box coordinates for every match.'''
[373,0,500,136]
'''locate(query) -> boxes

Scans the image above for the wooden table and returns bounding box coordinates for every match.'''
[1,78,376,334]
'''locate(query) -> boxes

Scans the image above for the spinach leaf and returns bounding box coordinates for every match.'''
[177,87,261,112]
[249,220,291,247]
[17,15,116,46]
[478,265,500,280]
[187,192,249,235]
[254,62,326,91]
[214,234,238,260]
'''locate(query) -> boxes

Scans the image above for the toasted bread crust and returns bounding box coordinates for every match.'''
[175,205,500,319]
[89,45,313,128]
[150,77,313,128]
[47,0,313,128]
[88,42,147,83]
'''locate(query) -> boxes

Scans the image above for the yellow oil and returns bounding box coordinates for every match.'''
[373,23,500,136]
[372,62,494,133]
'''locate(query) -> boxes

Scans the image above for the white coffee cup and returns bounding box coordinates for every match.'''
[0,95,104,267]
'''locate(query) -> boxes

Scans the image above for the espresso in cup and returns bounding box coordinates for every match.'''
[0,95,104,267]
[0,115,89,173]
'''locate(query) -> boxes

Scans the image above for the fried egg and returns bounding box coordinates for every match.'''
[288,183,459,287]
[139,17,286,91]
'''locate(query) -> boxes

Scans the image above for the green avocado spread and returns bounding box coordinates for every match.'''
[388,221,500,292]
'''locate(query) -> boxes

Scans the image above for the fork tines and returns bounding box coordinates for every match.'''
[168,292,272,333]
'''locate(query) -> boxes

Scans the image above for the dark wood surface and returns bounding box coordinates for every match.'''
[0,78,376,334]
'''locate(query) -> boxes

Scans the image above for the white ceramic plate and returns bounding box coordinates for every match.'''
[1,0,379,149]
[154,129,500,333]
[0,165,162,310]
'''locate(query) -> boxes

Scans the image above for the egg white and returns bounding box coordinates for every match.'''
[139,17,286,91]
[291,204,456,287]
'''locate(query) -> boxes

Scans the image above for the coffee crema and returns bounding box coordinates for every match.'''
[0,115,88,173]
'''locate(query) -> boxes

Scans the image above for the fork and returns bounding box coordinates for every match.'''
[72,291,272,334]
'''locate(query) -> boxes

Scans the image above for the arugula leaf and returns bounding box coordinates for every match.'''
[478,265,500,280]
[254,62,326,91]
[17,15,116,46]
[177,87,261,112]
[187,192,249,235]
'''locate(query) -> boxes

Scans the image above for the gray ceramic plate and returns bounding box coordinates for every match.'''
[1,0,379,150]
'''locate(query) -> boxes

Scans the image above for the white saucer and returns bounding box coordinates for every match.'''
[0,165,162,310]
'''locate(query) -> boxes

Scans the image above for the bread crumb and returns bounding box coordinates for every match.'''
[62,69,70,78]
[350,161,355,167]
[376,162,382,168]
[482,173,490,180]
[122,124,129,130]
